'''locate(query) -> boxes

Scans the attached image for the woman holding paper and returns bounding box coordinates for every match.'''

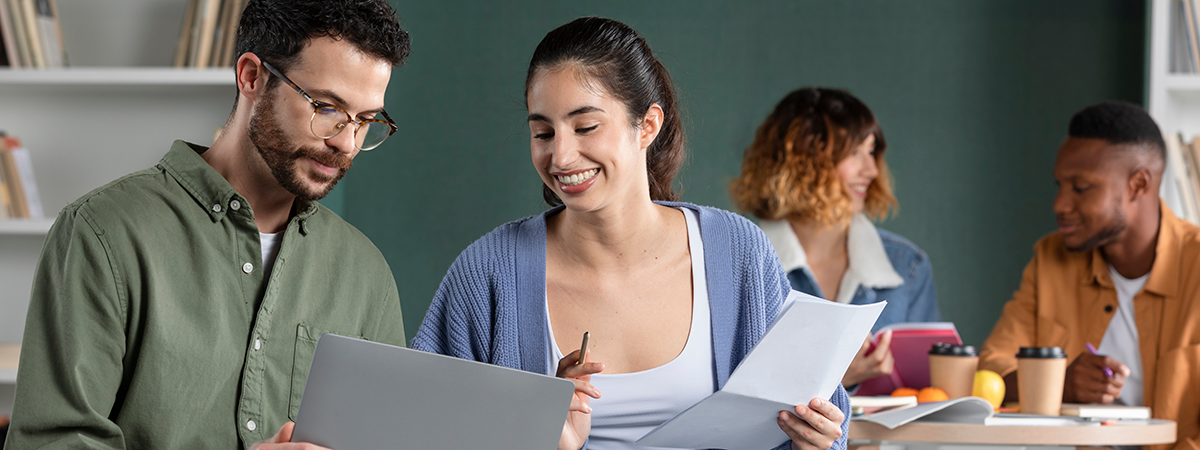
[413,17,849,450]
[730,87,942,388]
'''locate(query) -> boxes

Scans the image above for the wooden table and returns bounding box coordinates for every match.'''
[850,418,1176,449]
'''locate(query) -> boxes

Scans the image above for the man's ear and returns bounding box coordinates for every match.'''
[638,103,664,151]
[235,53,268,102]
[1128,166,1153,202]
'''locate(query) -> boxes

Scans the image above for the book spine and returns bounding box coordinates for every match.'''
[209,0,231,67]
[9,144,41,218]
[0,140,10,218]
[34,0,59,67]
[46,0,64,66]
[192,0,220,69]
[0,0,19,67]
[173,0,198,68]
[221,0,247,67]
[1187,0,1200,73]
[0,142,27,218]
[20,0,43,68]
[7,0,29,68]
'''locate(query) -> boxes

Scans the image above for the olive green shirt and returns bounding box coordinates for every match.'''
[4,141,405,449]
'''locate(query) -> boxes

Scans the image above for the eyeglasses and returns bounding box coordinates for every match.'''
[261,60,397,151]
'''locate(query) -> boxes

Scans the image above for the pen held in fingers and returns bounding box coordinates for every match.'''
[577,331,590,366]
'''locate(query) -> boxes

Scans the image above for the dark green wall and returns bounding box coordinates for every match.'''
[337,1,1146,346]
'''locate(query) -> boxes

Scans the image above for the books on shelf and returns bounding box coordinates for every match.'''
[0,0,66,68]
[1165,133,1200,225]
[1172,0,1200,74]
[0,132,43,219]
[854,396,1095,429]
[175,0,246,68]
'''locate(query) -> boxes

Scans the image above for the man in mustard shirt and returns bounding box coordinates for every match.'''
[4,1,410,448]
[980,101,1200,450]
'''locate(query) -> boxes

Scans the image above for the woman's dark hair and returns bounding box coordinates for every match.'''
[731,87,897,226]
[526,17,685,206]
[234,0,410,89]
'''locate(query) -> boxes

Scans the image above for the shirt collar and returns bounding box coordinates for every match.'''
[761,214,904,299]
[158,140,318,230]
[1089,200,1186,298]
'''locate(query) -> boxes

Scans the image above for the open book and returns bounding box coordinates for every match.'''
[636,291,886,450]
[855,396,1092,428]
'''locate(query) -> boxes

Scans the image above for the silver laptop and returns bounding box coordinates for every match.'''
[292,334,574,450]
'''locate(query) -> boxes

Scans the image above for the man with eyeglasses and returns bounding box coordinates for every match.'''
[5,1,408,449]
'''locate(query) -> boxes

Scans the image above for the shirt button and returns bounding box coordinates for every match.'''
[242,262,254,274]
[246,419,256,431]
[231,199,241,211]
[254,339,261,350]
[212,204,222,213]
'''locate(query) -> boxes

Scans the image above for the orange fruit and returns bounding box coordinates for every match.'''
[891,387,919,397]
[916,387,949,403]
[973,370,1005,410]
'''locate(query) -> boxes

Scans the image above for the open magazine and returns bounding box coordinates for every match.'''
[855,396,1091,428]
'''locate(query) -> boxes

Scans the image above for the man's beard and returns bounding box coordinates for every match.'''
[248,89,353,201]
[1064,206,1128,253]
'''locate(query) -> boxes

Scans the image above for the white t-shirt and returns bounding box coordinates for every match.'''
[546,208,714,450]
[1098,264,1148,407]
[260,232,283,282]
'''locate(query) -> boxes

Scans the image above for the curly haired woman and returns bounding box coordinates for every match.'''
[731,87,942,389]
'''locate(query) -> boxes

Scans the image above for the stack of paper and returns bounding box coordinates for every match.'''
[636,292,885,450]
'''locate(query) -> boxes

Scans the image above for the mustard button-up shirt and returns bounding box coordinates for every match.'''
[980,202,1200,450]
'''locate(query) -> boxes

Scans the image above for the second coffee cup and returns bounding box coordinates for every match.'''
[928,343,978,399]
[1016,346,1067,415]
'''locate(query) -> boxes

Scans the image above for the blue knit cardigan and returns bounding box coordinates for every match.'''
[413,202,850,450]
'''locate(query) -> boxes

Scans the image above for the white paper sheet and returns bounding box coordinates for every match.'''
[637,291,885,450]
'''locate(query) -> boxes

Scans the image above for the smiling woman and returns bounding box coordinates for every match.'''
[731,87,943,391]
[413,16,850,450]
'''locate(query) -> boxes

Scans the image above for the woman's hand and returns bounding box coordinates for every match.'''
[778,397,845,450]
[556,349,604,450]
[841,330,893,387]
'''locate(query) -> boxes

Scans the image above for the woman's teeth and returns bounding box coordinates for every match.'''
[556,169,598,186]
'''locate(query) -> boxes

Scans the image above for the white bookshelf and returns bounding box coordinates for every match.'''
[1150,0,1200,137]
[0,67,232,85]
[0,1,238,418]
[1148,0,1200,223]
[0,219,54,235]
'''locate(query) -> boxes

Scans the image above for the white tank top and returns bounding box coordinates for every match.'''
[546,208,714,450]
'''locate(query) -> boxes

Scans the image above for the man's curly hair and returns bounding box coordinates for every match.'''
[234,0,410,87]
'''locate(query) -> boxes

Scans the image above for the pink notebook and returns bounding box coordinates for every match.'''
[856,323,962,396]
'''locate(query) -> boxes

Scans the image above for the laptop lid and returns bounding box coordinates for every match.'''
[293,334,574,450]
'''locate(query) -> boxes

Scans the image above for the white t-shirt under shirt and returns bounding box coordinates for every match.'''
[546,208,715,450]
[1098,264,1148,407]
[260,232,283,282]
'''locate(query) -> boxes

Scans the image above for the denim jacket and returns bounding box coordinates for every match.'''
[759,214,941,332]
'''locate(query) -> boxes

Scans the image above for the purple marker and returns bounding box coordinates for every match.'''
[1086,342,1114,378]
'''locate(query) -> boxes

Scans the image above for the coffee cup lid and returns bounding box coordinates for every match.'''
[1016,346,1066,359]
[929,342,978,357]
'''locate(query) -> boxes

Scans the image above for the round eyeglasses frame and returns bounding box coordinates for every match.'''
[261,60,397,151]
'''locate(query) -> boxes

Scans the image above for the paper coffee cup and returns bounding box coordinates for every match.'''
[929,343,978,399]
[1016,346,1067,415]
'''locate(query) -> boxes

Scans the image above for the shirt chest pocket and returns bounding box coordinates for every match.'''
[288,323,367,421]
